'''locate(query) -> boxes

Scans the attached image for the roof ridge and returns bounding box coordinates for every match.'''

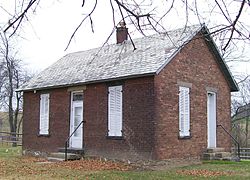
[65,24,204,56]
[19,24,215,91]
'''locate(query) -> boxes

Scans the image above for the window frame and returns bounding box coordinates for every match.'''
[107,85,123,139]
[39,93,50,136]
[178,86,191,138]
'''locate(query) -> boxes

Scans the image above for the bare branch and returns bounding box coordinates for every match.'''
[4,0,39,36]
[82,0,85,7]
[109,0,116,27]
[237,75,250,84]
[223,0,246,51]
[114,0,150,19]
[65,0,98,51]
[155,0,175,27]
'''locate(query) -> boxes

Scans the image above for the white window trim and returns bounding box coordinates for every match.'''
[108,85,123,137]
[39,93,50,135]
[179,86,190,137]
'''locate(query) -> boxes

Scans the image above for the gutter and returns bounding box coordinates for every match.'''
[18,72,156,92]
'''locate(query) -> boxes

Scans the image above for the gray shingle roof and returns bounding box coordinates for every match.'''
[233,103,250,120]
[22,24,238,92]
[22,25,203,91]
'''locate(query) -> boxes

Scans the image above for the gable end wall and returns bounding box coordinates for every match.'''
[154,34,232,159]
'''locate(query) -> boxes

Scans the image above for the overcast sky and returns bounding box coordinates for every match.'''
[17,0,194,71]
[19,0,115,70]
[1,0,249,76]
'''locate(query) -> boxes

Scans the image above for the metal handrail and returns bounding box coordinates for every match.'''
[217,124,240,160]
[65,121,84,161]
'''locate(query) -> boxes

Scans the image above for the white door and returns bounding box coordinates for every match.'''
[70,92,83,148]
[207,92,216,148]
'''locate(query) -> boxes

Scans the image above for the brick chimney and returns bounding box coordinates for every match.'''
[116,21,128,44]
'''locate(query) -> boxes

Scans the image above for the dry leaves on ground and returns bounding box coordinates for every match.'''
[176,169,235,177]
[0,156,132,178]
[48,159,132,171]
[20,156,48,163]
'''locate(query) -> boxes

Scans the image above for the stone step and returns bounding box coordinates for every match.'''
[49,152,81,161]
[214,152,232,158]
[206,148,225,153]
[58,147,84,155]
[47,157,65,162]
[202,150,240,162]
[203,153,215,160]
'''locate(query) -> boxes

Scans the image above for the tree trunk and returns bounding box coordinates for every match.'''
[246,117,249,148]
[17,115,23,135]
[8,93,17,147]
[6,53,17,147]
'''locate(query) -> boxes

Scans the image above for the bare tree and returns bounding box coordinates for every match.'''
[0,32,30,146]
[0,0,249,51]
[232,75,250,147]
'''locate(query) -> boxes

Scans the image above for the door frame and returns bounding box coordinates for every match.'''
[69,91,83,148]
[207,91,217,148]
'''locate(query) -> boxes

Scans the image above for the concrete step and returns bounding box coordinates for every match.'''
[58,147,84,155]
[206,148,225,153]
[48,152,81,161]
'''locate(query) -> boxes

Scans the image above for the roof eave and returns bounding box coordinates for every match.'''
[201,26,239,92]
[19,72,156,92]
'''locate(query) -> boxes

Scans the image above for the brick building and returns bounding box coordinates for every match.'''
[20,24,238,160]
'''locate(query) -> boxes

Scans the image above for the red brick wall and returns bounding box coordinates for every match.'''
[84,77,155,160]
[153,34,232,159]
[23,77,155,160]
[23,88,70,153]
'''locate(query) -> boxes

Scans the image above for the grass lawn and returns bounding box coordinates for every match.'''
[0,146,250,179]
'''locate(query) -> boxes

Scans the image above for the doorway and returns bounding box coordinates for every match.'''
[207,92,217,148]
[70,92,83,148]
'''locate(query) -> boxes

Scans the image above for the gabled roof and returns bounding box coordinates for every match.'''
[21,24,238,92]
[232,103,250,121]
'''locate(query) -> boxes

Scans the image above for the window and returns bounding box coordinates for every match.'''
[108,85,122,137]
[179,86,190,137]
[72,92,83,101]
[39,94,50,135]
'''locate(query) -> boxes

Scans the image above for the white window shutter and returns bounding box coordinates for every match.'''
[108,86,122,136]
[179,87,190,137]
[40,94,50,135]
[179,88,185,137]
[184,88,190,136]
